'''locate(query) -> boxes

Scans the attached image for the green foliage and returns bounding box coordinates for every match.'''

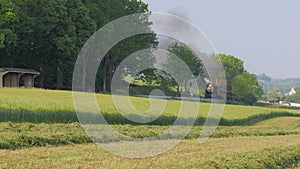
[219,54,263,105]
[0,0,18,68]
[129,84,178,97]
[231,72,263,104]
[266,88,284,101]
[199,90,206,98]
[0,0,156,90]
[167,43,203,77]
[163,43,204,94]
[219,54,244,88]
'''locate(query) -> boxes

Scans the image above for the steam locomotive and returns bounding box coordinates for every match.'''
[205,83,237,100]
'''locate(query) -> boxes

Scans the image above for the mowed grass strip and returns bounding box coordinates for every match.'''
[255,117,300,127]
[1,135,300,169]
[1,118,300,149]
[0,122,92,149]
[1,88,300,125]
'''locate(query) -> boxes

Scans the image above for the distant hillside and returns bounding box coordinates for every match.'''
[257,74,300,94]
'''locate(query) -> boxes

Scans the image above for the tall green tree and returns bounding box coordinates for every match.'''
[55,0,96,89]
[1,0,157,90]
[219,54,263,104]
[231,72,263,104]
[88,0,157,92]
[0,0,18,67]
[219,54,244,90]
[164,42,204,93]
[266,88,284,101]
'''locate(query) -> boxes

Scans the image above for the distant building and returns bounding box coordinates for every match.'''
[0,67,40,88]
[286,87,297,96]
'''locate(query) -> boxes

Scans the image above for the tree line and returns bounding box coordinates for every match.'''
[129,43,263,105]
[1,0,263,104]
[0,0,156,91]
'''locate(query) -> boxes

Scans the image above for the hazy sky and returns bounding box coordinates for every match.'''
[143,0,300,79]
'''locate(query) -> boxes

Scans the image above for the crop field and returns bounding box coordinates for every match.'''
[1,88,300,168]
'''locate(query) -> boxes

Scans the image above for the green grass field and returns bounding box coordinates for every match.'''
[1,88,300,124]
[1,88,300,168]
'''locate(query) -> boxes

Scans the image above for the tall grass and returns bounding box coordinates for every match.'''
[2,106,300,126]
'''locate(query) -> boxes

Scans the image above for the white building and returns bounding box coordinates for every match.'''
[288,88,297,96]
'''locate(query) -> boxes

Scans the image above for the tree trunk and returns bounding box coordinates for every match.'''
[180,83,183,93]
[103,57,107,93]
[82,59,87,91]
[56,66,63,89]
[184,80,188,92]
[39,64,45,88]
[108,52,114,92]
